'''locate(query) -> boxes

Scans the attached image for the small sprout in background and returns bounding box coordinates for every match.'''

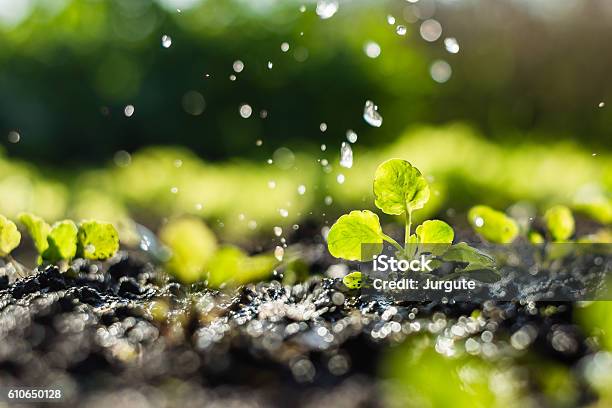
[77,220,120,260]
[206,246,278,289]
[544,205,575,241]
[45,220,78,263]
[342,271,363,289]
[159,217,217,284]
[0,215,21,257]
[468,205,519,244]
[528,231,545,244]
[18,213,50,256]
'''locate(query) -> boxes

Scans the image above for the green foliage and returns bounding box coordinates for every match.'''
[328,159,496,282]
[342,271,363,289]
[77,220,120,260]
[159,217,217,284]
[45,220,78,262]
[544,205,575,241]
[0,215,21,257]
[206,246,278,289]
[327,210,384,261]
[468,205,519,244]
[18,213,51,254]
[373,159,430,215]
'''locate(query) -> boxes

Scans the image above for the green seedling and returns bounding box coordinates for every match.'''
[0,215,24,277]
[544,205,575,242]
[467,205,519,244]
[328,159,498,286]
[19,213,120,265]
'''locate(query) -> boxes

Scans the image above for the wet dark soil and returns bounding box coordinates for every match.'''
[0,251,601,407]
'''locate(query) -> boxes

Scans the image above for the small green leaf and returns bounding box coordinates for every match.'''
[416,219,454,255]
[77,220,120,260]
[0,215,20,257]
[442,242,495,268]
[327,210,383,261]
[159,217,217,283]
[18,213,50,254]
[206,246,277,288]
[544,205,575,241]
[468,205,519,244]
[528,231,545,244]
[373,159,430,215]
[343,271,363,289]
[44,220,78,262]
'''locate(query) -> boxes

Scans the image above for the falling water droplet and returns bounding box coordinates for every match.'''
[268,180,276,189]
[274,226,283,237]
[430,60,452,83]
[279,208,289,218]
[363,100,383,127]
[340,142,353,168]
[324,196,333,205]
[124,105,135,117]
[170,187,179,194]
[320,122,327,132]
[396,25,407,36]
[267,61,273,69]
[256,139,263,146]
[174,159,183,168]
[598,101,605,108]
[337,174,345,184]
[474,217,484,227]
[321,144,327,151]
[316,0,338,19]
[297,185,306,195]
[7,131,20,143]
[239,104,253,118]
[274,246,285,261]
[161,35,172,48]
[363,41,381,59]
[280,42,290,52]
[232,60,244,73]
[299,5,306,12]
[444,37,460,54]
[387,15,396,25]
[346,129,358,143]
[420,19,442,42]
[229,74,237,81]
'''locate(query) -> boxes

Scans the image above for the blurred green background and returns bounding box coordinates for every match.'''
[0,0,610,241]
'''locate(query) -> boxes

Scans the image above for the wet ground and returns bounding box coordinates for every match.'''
[0,249,603,407]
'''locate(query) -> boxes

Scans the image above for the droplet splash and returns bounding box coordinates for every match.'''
[363,100,383,127]
[340,142,353,168]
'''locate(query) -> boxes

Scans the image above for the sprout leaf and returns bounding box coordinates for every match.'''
[343,271,363,289]
[468,205,519,244]
[416,219,454,255]
[544,205,575,241]
[0,215,20,257]
[327,210,383,261]
[18,213,51,254]
[77,220,120,260]
[373,159,429,215]
[44,220,78,262]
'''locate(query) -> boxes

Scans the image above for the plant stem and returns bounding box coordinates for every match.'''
[404,209,412,245]
[382,234,403,252]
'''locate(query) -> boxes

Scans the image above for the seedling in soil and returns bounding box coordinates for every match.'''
[19,213,120,267]
[328,159,498,287]
[0,215,25,276]
[467,205,519,244]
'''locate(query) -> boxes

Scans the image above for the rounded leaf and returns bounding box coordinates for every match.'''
[468,205,519,244]
[0,215,20,257]
[544,205,575,241]
[159,217,217,283]
[77,220,120,260]
[18,213,50,254]
[373,159,430,215]
[44,220,78,262]
[327,210,383,261]
[343,271,363,289]
[416,219,454,255]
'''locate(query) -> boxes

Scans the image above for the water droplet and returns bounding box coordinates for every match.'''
[161,35,172,48]
[248,220,257,230]
[267,159,273,164]
[170,187,179,194]
[273,147,295,169]
[321,144,327,151]
[239,104,253,118]
[340,142,353,168]
[444,37,460,54]
[232,60,244,73]
[320,122,327,132]
[274,226,283,236]
[363,41,381,58]
[267,61,273,69]
[182,91,206,115]
[592,153,597,157]
[274,246,284,261]
[299,5,306,12]
[337,174,345,184]
[420,19,442,42]
[598,101,605,108]
[174,159,183,168]
[7,130,20,143]
[260,109,268,118]
[229,74,237,81]
[124,105,135,117]
[387,15,396,25]
[268,180,276,189]
[430,60,452,83]
[396,25,407,36]
[114,150,131,167]
[316,0,338,19]
[324,196,333,205]
[363,100,383,127]
[279,208,289,218]
[321,159,329,166]
[474,217,484,227]
[346,129,358,143]
[256,139,263,146]
[280,42,290,52]
[195,203,203,210]
[297,185,306,195]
